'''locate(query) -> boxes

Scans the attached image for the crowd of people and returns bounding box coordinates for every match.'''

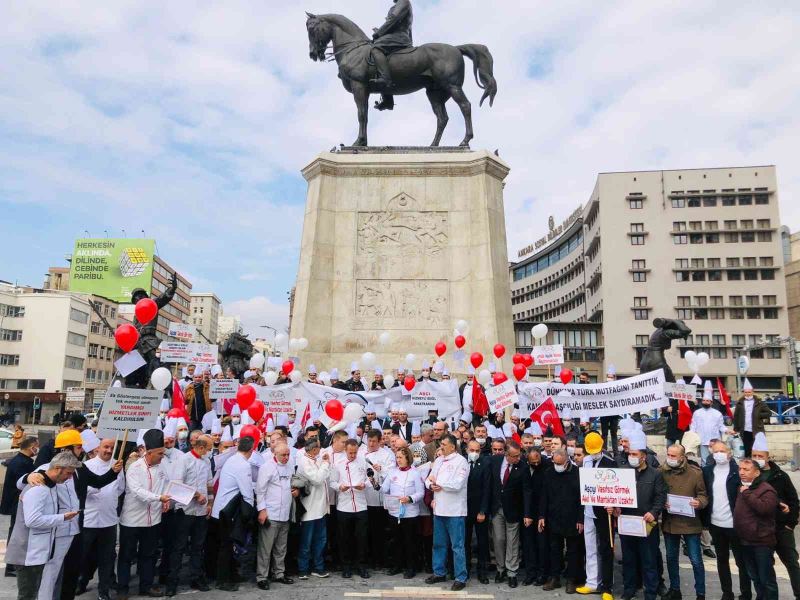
[1,363,798,600]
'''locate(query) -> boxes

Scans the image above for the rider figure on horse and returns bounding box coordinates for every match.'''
[371,0,413,111]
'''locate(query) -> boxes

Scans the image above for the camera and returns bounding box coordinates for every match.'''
[366,467,375,478]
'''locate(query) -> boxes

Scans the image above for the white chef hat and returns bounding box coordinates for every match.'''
[411,421,421,436]
[231,404,241,416]
[201,410,215,432]
[211,418,222,435]
[265,417,275,433]
[607,364,616,375]
[375,366,384,375]
[703,380,713,401]
[211,364,223,377]
[277,414,289,427]
[528,422,543,436]
[221,427,233,443]
[365,402,376,414]
[397,406,408,414]
[422,360,430,370]
[350,362,359,372]
[159,397,171,412]
[80,429,101,453]
[468,366,476,375]
[397,366,405,374]
[308,364,317,374]
[743,378,754,392]
[330,368,340,379]
[690,374,702,385]
[629,430,647,451]
[181,367,189,378]
[163,417,178,439]
[752,432,769,453]
[460,411,472,424]
[442,368,450,376]
[371,419,382,431]
[241,411,254,426]
[676,377,686,385]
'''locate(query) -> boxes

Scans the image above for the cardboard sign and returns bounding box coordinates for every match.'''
[114,350,146,377]
[210,379,239,400]
[579,467,638,508]
[256,385,297,414]
[665,382,696,403]
[485,380,518,413]
[159,342,218,365]
[531,344,564,366]
[168,323,196,341]
[96,388,162,437]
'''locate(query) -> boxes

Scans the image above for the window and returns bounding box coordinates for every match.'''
[694,308,708,319]
[86,369,95,383]
[693,296,707,306]
[724,220,737,230]
[0,329,22,341]
[109,308,116,318]
[760,257,773,267]
[69,308,89,324]
[728,270,741,281]
[630,235,645,245]
[757,219,771,229]
[88,344,98,358]
[671,198,685,208]
[689,233,703,244]
[634,297,648,307]
[729,296,743,306]
[730,309,744,319]
[674,234,688,245]
[721,195,736,206]
[678,296,691,307]
[746,295,760,306]
[763,295,776,306]
[64,356,84,370]
[706,233,719,243]
[691,258,705,268]
[688,196,701,207]
[675,271,690,282]
[710,296,723,306]
[675,259,689,268]
[586,331,598,347]
[741,232,755,243]
[707,258,721,268]
[757,232,772,242]
[628,198,643,209]
[732,335,746,347]
[568,331,582,347]
[633,272,646,282]
[739,195,753,206]
[710,309,725,319]
[635,335,649,346]
[90,321,101,334]
[767,347,781,359]
[743,257,756,267]
[691,271,706,281]
[553,330,566,346]
[755,193,769,205]
[747,309,761,319]
[633,309,649,320]
[632,259,646,269]
[724,232,738,243]
[744,270,758,280]
[0,305,24,317]
[727,258,740,267]
[677,309,692,319]
[741,219,754,229]
[689,221,703,231]
[712,347,728,359]
[764,308,778,319]
[702,197,717,207]
[673,222,687,232]
[761,267,775,279]
[0,355,20,366]
[67,332,86,346]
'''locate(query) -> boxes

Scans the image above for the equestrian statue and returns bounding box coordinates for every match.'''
[639,318,692,383]
[306,0,497,147]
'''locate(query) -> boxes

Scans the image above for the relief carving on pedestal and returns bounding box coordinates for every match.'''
[357,211,448,258]
[354,280,448,329]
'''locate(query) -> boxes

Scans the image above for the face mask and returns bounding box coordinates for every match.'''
[617,444,624,452]
[754,459,766,468]
[566,446,575,456]
[178,431,188,440]
[532,439,542,447]
[232,417,241,425]
[628,456,640,468]
[666,458,680,468]
[713,452,728,465]
[468,452,480,462]
[554,463,566,473]
[741,480,753,487]
[475,437,486,445]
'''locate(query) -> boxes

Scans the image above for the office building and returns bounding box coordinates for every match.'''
[190,292,221,344]
[217,313,243,343]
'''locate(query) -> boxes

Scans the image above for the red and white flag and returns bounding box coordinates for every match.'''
[529,397,564,437]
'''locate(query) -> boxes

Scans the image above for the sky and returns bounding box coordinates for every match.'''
[2,1,799,337]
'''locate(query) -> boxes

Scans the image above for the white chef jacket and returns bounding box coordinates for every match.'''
[184,451,213,517]
[321,448,346,506]
[461,384,473,413]
[362,446,396,507]
[256,458,293,522]
[22,463,81,538]
[84,457,126,528]
[120,457,167,528]
[297,453,331,521]
[380,466,425,519]
[161,447,191,510]
[426,452,469,517]
[690,407,726,445]
[330,457,368,513]
[211,452,254,519]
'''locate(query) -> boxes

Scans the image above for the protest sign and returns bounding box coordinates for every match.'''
[579,467,638,508]
[114,350,146,377]
[531,344,564,366]
[159,342,218,365]
[519,369,668,418]
[65,388,85,412]
[404,380,461,419]
[210,379,239,400]
[485,380,518,413]
[256,384,298,414]
[168,322,196,341]
[97,388,161,438]
[665,382,696,403]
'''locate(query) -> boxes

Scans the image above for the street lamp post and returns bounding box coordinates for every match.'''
[260,325,277,358]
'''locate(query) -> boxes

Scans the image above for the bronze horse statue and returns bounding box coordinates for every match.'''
[306,13,497,148]
[639,318,692,383]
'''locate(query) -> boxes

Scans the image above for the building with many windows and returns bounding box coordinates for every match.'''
[190,292,221,344]
[151,256,193,340]
[510,166,791,393]
[217,312,243,344]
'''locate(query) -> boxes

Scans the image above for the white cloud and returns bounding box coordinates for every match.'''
[223,295,289,338]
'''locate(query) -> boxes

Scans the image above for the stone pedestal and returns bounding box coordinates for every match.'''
[290,149,515,375]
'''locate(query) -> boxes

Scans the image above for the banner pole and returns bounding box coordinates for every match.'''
[608,512,614,550]
[112,432,119,460]
[117,429,129,462]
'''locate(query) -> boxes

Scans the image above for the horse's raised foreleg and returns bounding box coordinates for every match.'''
[426,88,450,147]
[448,84,473,147]
[352,82,369,147]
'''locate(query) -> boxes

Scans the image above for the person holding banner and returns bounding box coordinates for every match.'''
[618,430,667,600]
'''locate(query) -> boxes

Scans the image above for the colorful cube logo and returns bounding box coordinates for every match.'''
[119,247,149,278]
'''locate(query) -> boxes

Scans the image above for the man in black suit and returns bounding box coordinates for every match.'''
[488,440,526,588]
[392,407,414,444]
[464,440,491,584]
[521,447,549,586]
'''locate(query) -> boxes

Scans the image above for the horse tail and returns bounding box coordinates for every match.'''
[458,44,497,107]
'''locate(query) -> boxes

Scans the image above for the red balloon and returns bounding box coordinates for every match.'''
[240,424,261,444]
[167,407,183,418]
[560,368,574,385]
[434,341,447,357]
[236,385,256,411]
[247,400,265,422]
[404,375,416,391]
[325,399,344,421]
[134,298,158,325]
[281,360,294,376]
[512,353,524,365]
[522,353,534,368]
[513,363,527,381]
[493,372,508,386]
[115,324,139,353]
[470,352,483,369]
[454,335,466,349]
[493,344,506,359]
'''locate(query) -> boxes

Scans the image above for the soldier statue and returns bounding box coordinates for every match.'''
[370,0,413,111]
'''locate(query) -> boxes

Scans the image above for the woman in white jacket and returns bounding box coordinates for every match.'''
[296,439,331,579]
[381,446,425,578]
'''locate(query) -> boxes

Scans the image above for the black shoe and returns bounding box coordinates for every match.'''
[451,581,466,591]
[190,580,210,592]
[696,596,705,600]
[523,577,535,586]
[425,575,446,584]
[215,583,238,592]
[76,583,88,596]
[274,576,294,584]
[663,589,682,600]
[387,567,403,576]
[359,569,370,579]
[479,575,489,585]
[403,570,415,579]
[495,570,507,583]
[536,576,548,586]
[657,583,669,597]
[257,580,270,590]
[98,595,111,600]
[508,577,518,589]
[342,570,352,579]
[703,548,716,558]
[165,587,176,598]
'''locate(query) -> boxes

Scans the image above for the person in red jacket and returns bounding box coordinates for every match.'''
[733,458,779,600]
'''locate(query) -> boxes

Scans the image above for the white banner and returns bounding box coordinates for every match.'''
[532,344,564,366]
[168,322,196,341]
[97,388,161,437]
[210,379,239,400]
[65,388,85,411]
[518,369,668,417]
[579,467,638,508]
[485,380,518,414]
[159,341,218,364]
[665,382,696,403]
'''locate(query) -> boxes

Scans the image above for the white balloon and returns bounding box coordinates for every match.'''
[342,402,364,423]
[405,353,416,367]
[361,352,377,369]
[478,369,491,385]
[298,337,309,350]
[249,354,265,369]
[532,323,548,340]
[687,358,699,374]
[433,360,444,374]
[455,319,469,334]
[288,338,299,352]
[274,333,288,349]
[319,371,331,385]
[290,369,302,383]
[383,374,395,389]
[379,331,391,345]
[150,367,172,391]
[684,350,697,363]
[697,352,710,365]
[264,371,278,386]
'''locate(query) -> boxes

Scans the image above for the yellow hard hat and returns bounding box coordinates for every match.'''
[55,430,83,449]
[584,431,604,455]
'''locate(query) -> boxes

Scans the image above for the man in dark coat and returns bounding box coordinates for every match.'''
[0,436,38,576]
[464,440,491,583]
[488,440,526,588]
[521,448,549,586]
